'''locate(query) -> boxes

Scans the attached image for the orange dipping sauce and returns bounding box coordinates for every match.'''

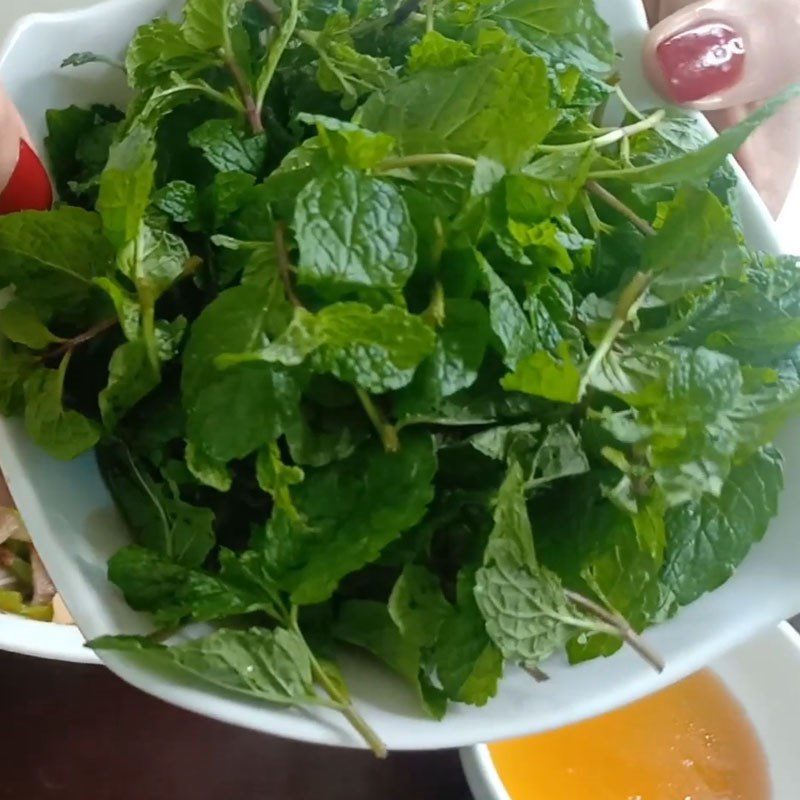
[489,671,770,800]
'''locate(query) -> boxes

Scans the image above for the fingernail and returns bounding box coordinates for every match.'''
[0,140,53,215]
[656,22,746,103]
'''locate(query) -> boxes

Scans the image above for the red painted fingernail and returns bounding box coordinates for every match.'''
[0,140,53,215]
[656,22,746,103]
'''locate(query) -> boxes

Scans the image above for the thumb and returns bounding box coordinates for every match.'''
[643,0,800,111]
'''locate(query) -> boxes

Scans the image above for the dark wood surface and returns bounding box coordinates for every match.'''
[0,649,470,800]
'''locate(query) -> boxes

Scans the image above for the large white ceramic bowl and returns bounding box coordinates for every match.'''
[1,0,799,751]
[462,623,800,799]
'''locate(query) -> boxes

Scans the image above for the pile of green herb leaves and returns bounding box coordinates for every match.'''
[1,0,799,755]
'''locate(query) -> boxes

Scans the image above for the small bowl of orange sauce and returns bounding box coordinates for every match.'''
[462,623,800,800]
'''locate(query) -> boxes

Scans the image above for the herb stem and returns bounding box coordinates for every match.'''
[356,388,399,453]
[579,270,653,398]
[537,109,664,154]
[42,317,117,362]
[255,0,300,116]
[614,84,645,121]
[274,222,302,308]
[565,589,664,673]
[425,0,434,32]
[226,57,264,134]
[376,153,478,172]
[586,181,656,237]
[289,611,387,758]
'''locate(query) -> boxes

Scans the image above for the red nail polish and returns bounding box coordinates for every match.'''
[656,22,746,104]
[0,140,53,215]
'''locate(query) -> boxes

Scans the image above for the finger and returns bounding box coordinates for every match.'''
[642,0,800,111]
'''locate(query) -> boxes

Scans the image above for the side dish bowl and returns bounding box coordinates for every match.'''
[1,0,799,750]
[461,623,800,799]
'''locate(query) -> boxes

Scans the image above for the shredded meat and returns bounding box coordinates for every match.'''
[29,547,57,607]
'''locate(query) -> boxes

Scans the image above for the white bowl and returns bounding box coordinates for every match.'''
[1,0,799,751]
[0,610,95,663]
[462,623,800,799]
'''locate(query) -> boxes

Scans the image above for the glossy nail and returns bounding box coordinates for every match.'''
[0,139,53,214]
[656,22,746,103]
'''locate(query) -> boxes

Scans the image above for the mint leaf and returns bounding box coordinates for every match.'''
[189,119,267,174]
[154,181,200,225]
[182,0,245,51]
[232,303,435,393]
[358,45,557,168]
[98,125,156,249]
[0,299,62,350]
[388,565,449,650]
[644,188,746,302]
[662,447,783,606]
[264,433,436,604]
[186,441,233,491]
[479,255,535,369]
[99,339,160,429]
[408,31,475,72]
[501,343,582,403]
[107,545,278,624]
[297,114,395,169]
[92,627,318,706]
[23,359,100,461]
[126,18,214,89]
[434,571,503,706]
[335,600,447,719]
[0,208,113,323]
[256,442,304,517]
[295,167,417,294]
[98,444,215,568]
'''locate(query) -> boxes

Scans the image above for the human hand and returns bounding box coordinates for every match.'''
[0,84,52,215]
[642,0,800,217]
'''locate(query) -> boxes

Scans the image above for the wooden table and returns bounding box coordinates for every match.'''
[0,650,470,800]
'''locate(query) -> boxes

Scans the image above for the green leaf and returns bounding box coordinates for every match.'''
[97,125,156,249]
[644,187,746,302]
[182,0,246,51]
[479,255,535,369]
[92,627,318,706]
[434,572,503,706]
[97,444,215,567]
[0,207,114,323]
[256,442,304,517]
[297,114,395,169]
[231,303,435,393]
[593,86,800,185]
[107,545,278,625]
[23,359,101,461]
[99,339,160,429]
[186,441,233,491]
[661,447,783,606]
[294,166,417,294]
[0,346,36,416]
[0,299,62,349]
[479,0,615,76]
[263,432,437,604]
[474,463,601,667]
[334,600,447,719]
[357,44,557,168]
[501,342,582,403]
[126,18,214,89]
[61,51,121,70]
[153,181,200,225]
[395,299,490,416]
[117,224,190,300]
[388,565,449,649]
[189,119,267,174]
[408,31,475,72]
